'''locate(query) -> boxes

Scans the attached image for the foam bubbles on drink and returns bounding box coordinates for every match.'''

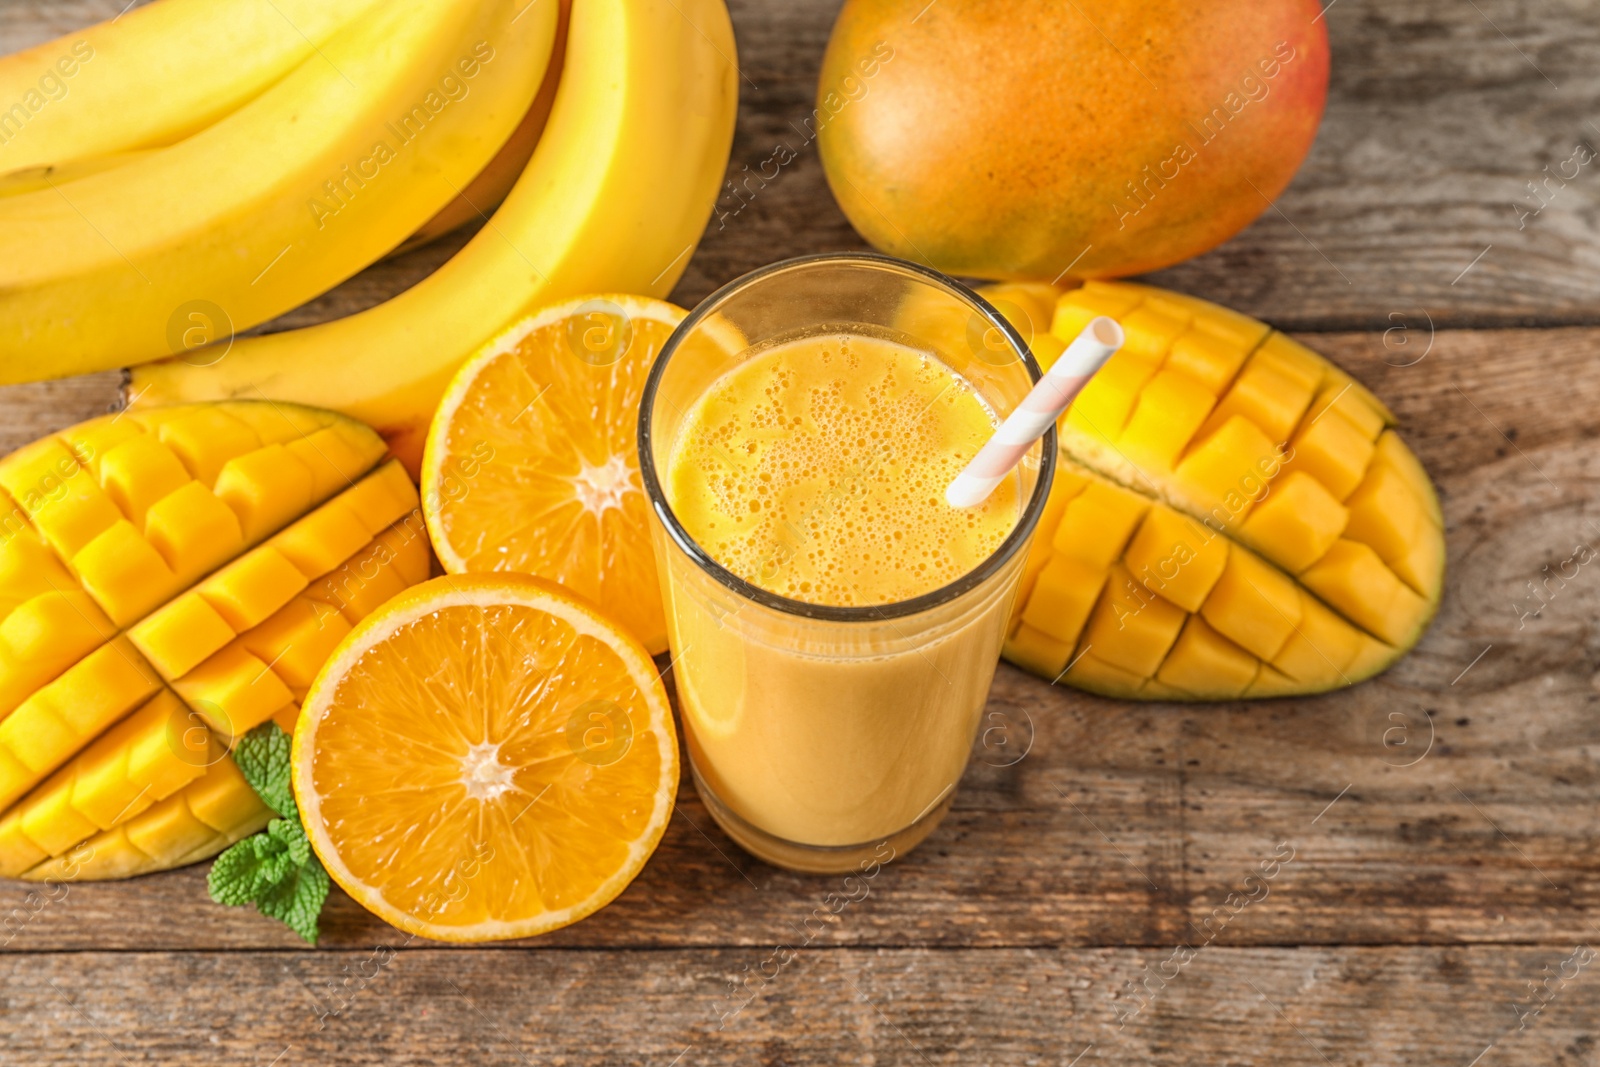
[666,332,1021,607]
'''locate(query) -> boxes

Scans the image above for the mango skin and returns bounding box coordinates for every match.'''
[816,0,1330,280]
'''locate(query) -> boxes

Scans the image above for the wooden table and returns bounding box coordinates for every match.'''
[5,1,1599,1063]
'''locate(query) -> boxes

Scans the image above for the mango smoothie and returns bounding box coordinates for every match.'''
[660,331,1022,856]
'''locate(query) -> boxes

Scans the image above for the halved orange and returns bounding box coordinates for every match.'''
[292,573,678,942]
[421,295,687,655]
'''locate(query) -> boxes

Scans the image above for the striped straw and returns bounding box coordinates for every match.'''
[945,316,1125,509]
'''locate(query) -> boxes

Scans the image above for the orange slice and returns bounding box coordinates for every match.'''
[421,294,688,655]
[292,573,678,942]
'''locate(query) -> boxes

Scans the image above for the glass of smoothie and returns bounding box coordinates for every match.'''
[638,252,1056,873]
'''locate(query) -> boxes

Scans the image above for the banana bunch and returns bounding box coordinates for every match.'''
[0,0,739,474]
[0,0,383,172]
[0,0,563,382]
[129,0,740,471]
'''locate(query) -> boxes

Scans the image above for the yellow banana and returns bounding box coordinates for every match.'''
[395,0,573,257]
[130,0,740,473]
[0,0,382,174]
[0,0,559,385]
[16,2,570,254]
[0,149,159,197]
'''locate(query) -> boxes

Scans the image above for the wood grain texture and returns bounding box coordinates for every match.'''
[1,0,1598,1063]
[5,947,1597,1065]
[4,326,1597,957]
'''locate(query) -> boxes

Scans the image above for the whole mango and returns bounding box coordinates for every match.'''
[992,282,1443,699]
[0,402,431,881]
[817,0,1329,280]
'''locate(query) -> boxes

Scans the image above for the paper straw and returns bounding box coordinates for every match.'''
[945,316,1125,509]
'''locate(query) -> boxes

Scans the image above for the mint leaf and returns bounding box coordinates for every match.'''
[208,836,269,907]
[208,721,328,944]
[232,721,295,819]
[208,834,293,907]
[256,856,330,945]
[268,817,311,868]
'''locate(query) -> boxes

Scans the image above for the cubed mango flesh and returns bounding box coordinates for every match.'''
[1014,466,1088,608]
[1237,472,1348,575]
[1005,281,1443,700]
[1082,564,1187,677]
[1271,592,1366,684]
[1202,352,1314,446]
[1252,333,1326,393]
[0,531,75,617]
[129,595,237,681]
[1342,463,1428,579]
[1245,664,1303,698]
[1118,306,1190,362]
[1172,416,1282,524]
[0,402,430,882]
[0,639,162,807]
[1052,282,1141,342]
[1373,430,1442,526]
[1003,623,1074,680]
[1307,383,1385,442]
[0,591,116,717]
[73,520,180,626]
[239,596,354,693]
[144,481,245,582]
[1300,539,1430,647]
[1201,545,1302,661]
[1121,504,1227,612]
[1063,351,1158,443]
[1284,409,1375,502]
[1118,370,1216,471]
[1156,616,1259,698]
[1052,480,1150,567]
[213,445,316,543]
[1389,530,1446,600]
[1166,328,1250,393]
[1021,556,1107,646]
[1062,651,1147,700]
[195,547,310,632]
[150,407,263,485]
[97,434,192,528]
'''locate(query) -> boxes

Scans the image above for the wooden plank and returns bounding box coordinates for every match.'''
[0,0,134,47]
[1,1,1593,1063]
[2,323,1597,953]
[5,946,1596,1064]
[5,0,1600,336]
[1148,0,1600,330]
[0,372,121,455]
[3,663,1596,954]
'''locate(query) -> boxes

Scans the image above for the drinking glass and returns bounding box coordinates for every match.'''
[638,252,1055,873]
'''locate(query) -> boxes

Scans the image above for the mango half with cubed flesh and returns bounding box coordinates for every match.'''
[997,281,1443,700]
[0,402,431,881]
